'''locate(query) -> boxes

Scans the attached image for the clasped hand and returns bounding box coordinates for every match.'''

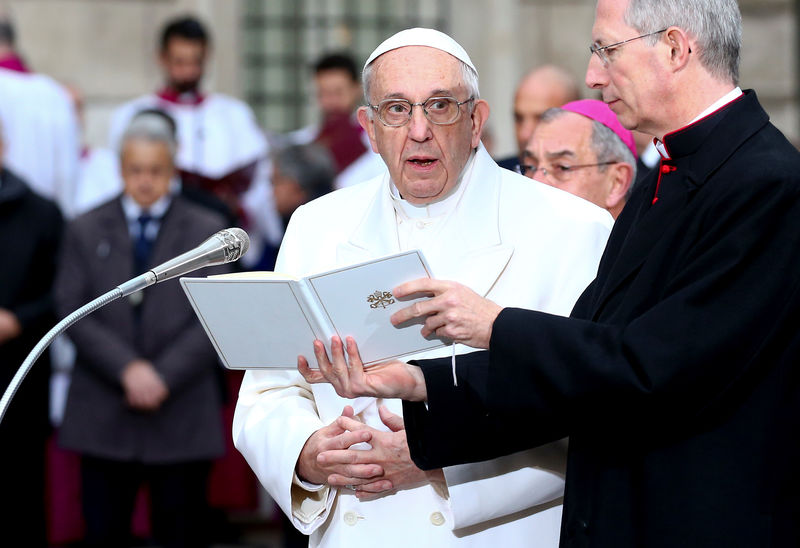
[121,359,169,411]
[296,405,429,500]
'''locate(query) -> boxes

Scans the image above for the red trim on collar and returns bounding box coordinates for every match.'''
[0,54,30,73]
[659,93,745,158]
[156,87,206,106]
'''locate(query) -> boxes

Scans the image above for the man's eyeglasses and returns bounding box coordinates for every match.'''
[368,96,475,127]
[589,28,668,66]
[516,161,618,183]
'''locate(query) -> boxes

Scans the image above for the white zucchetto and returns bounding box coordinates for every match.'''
[363,27,477,74]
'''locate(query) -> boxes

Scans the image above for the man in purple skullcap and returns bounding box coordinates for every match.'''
[520,98,637,219]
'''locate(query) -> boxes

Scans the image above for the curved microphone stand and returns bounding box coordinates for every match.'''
[0,274,154,423]
[0,227,248,424]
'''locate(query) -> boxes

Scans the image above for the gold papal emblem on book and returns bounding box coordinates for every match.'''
[367,290,395,309]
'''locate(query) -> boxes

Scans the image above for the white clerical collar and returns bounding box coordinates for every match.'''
[690,87,743,124]
[655,87,743,159]
[121,192,172,222]
[389,149,477,220]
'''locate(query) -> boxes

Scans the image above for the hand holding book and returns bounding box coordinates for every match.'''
[391,278,502,350]
[298,335,428,402]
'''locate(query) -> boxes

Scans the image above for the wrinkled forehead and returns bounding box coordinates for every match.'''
[370,46,465,97]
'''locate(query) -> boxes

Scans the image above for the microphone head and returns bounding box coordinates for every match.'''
[215,228,250,263]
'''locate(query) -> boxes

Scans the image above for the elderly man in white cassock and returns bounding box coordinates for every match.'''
[233,28,613,547]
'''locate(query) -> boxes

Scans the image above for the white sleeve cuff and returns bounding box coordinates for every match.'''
[290,481,336,532]
[292,470,327,492]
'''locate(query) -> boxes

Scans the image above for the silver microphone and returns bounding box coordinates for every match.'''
[119,227,250,296]
[1,227,250,425]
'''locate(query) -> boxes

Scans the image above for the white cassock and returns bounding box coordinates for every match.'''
[0,68,80,216]
[108,92,283,261]
[233,144,614,547]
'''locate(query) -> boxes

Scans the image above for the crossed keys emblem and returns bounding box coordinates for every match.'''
[367,290,395,309]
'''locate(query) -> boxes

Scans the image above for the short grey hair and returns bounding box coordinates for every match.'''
[362,53,480,119]
[120,112,177,157]
[625,0,741,85]
[590,118,637,196]
[540,107,637,194]
[273,143,336,201]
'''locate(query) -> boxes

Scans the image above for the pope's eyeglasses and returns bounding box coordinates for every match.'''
[368,96,475,127]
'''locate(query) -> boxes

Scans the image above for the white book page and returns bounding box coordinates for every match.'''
[181,278,324,369]
[306,250,447,365]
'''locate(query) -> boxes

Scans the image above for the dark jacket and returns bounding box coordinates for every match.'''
[0,167,62,433]
[0,168,62,544]
[56,195,228,463]
[403,90,800,547]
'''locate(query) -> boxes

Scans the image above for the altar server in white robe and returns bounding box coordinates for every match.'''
[233,28,613,548]
[108,15,282,264]
[0,68,80,217]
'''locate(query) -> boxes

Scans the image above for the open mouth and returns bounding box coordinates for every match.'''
[408,157,437,167]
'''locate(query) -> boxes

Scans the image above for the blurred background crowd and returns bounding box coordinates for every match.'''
[0,0,796,547]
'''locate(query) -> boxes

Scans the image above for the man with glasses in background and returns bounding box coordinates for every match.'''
[519,99,637,219]
[234,28,613,548]
[298,0,800,546]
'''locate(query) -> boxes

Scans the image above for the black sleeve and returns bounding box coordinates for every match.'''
[484,175,800,432]
[407,170,800,468]
[403,351,566,470]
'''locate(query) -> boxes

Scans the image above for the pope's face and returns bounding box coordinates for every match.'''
[358,46,488,205]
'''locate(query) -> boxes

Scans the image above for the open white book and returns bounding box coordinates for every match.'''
[180,250,449,369]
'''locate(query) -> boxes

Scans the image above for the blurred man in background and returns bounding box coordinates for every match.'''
[56,113,228,548]
[0,118,63,547]
[520,99,637,219]
[289,53,364,143]
[0,6,27,71]
[108,14,282,267]
[495,64,580,170]
[271,143,336,226]
[0,10,80,216]
[256,143,337,270]
[287,52,386,189]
